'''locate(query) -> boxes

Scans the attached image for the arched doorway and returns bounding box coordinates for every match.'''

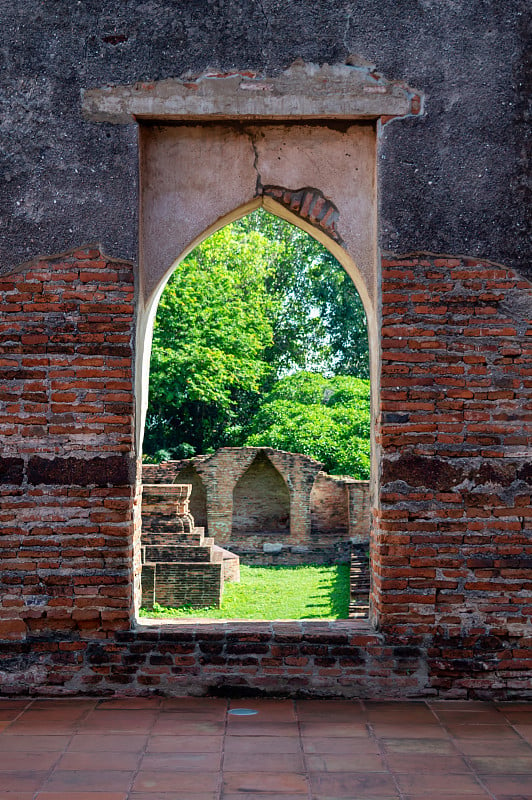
[231,451,291,538]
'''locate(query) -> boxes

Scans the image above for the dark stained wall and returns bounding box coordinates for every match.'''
[0,1,529,277]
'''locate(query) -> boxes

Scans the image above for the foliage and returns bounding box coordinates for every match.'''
[144,209,371,470]
[234,210,369,380]
[139,564,350,620]
[144,226,281,457]
[245,372,371,478]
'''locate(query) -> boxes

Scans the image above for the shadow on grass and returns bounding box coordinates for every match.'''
[141,563,351,620]
[303,564,350,619]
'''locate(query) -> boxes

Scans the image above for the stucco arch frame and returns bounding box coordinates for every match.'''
[84,60,423,624]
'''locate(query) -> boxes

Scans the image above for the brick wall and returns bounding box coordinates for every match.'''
[310,472,349,536]
[0,251,530,698]
[374,255,531,696]
[0,248,137,642]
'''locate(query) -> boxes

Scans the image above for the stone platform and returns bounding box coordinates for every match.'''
[141,484,240,609]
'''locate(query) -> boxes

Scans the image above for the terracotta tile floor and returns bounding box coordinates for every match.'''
[0,697,530,799]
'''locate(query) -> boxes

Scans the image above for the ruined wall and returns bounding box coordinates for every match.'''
[0,1,530,699]
[374,254,531,696]
[0,248,137,645]
[142,453,370,565]
[0,253,529,698]
[311,473,349,536]
[231,452,291,537]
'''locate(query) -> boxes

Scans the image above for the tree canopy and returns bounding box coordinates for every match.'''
[144,209,371,475]
[145,225,281,457]
[245,372,370,479]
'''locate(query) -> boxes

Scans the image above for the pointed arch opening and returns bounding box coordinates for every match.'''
[137,197,375,623]
[231,451,291,538]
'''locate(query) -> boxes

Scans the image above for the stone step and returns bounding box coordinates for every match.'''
[142,531,205,547]
[349,549,370,619]
[143,544,219,563]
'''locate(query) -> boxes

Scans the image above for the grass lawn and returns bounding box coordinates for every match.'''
[140,563,350,620]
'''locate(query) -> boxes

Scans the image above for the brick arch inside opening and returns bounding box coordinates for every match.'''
[231,451,291,537]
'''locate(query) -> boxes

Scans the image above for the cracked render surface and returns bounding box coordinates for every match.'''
[1,1,529,279]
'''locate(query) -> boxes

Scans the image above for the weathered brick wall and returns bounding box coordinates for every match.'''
[142,562,223,610]
[310,472,349,535]
[0,248,137,642]
[143,462,208,530]
[231,451,291,536]
[373,254,531,696]
[0,251,530,699]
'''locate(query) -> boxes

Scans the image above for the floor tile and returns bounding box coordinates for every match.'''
[140,751,221,771]
[0,702,29,721]
[0,734,71,751]
[37,794,127,800]
[42,770,134,792]
[515,725,532,744]
[0,793,35,800]
[160,697,227,712]
[386,752,470,773]
[228,699,296,722]
[395,771,486,795]
[226,721,299,737]
[67,733,148,752]
[223,751,304,772]
[433,709,506,724]
[129,794,217,800]
[449,724,523,740]
[402,795,490,800]
[223,735,300,754]
[481,774,532,794]
[306,753,387,772]
[0,750,59,770]
[80,710,158,733]
[371,722,449,739]
[151,717,224,735]
[303,736,381,754]
[455,738,532,756]
[309,770,398,799]
[97,697,162,710]
[299,721,370,738]
[55,751,141,770]
[132,771,219,792]
[381,737,458,754]
[468,755,532,774]
[3,719,79,734]
[223,795,309,800]
[0,771,48,791]
[223,771,308,794]
[147,735,223,753]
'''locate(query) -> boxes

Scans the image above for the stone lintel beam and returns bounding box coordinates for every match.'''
[82,59,423,124]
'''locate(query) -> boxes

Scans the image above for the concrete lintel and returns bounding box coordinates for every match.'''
[82,59,423,124]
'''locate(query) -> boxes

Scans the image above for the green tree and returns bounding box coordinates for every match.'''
[234,210,369,380]
[144,226,282,459]
[144,210,371,470]
[244,372,371,478]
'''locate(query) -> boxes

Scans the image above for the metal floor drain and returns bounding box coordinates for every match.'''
[228,708,258,716]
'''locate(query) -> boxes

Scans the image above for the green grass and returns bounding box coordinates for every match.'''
[140,564,350,620]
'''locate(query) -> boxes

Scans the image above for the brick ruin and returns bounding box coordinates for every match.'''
[140,448,370,612]
[142,448,371,566]
[141,483,240,610]
[1,248,529,699]
[0,42,530,699]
